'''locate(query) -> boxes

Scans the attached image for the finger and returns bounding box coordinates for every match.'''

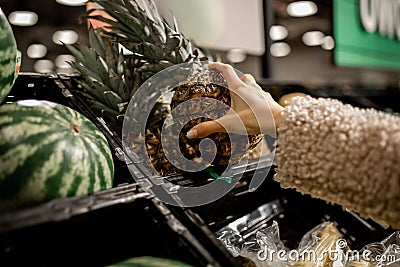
[240,74,257,85]
[208,62,245,89]
[240,74,262,90]
[186,120,225,139]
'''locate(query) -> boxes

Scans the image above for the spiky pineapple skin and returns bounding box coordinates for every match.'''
[139,69,264,176]
[170,70,263,165]
[126,69,264,177]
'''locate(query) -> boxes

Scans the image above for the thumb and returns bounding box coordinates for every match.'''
[186,120,225,139]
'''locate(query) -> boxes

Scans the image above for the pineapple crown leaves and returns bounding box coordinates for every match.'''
[65,0,214,130]
[87,0,207,64]
[65,26,134,120]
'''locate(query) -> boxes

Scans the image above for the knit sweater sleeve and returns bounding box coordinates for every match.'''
[274,96,400,229]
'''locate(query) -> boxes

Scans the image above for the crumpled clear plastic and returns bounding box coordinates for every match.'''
[346,231,400,266]
[215,199,286,266]
[217,217,347,266]
[217,216,400,267]
[217,220,289,267]
[294,222,346,267]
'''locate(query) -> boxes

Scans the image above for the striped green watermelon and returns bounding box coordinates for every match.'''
[0,8,20,104]
[106,256,193,267]
[0,100,114,213]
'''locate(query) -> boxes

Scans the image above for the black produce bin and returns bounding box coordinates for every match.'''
[0,73,240,267]
[0,183,240,267]
[0,73,397,267]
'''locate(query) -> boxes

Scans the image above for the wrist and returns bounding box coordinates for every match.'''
[272,104,284,129]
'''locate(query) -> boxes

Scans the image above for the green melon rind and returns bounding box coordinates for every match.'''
[0,100,114,212]
[0,11,18,104]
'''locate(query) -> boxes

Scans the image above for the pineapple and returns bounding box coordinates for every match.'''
[66,0,264,177]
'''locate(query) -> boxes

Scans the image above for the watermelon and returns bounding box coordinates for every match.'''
[0,8,20,104]
[106,256,194,267]
[0,100,114,213]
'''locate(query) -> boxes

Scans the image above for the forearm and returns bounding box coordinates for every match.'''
[274,96,400,229]
[272,103,284,129]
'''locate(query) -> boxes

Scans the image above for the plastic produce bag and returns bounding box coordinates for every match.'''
[218,217,400,267]
[215,199,286,267]
[217,220,348,267]
[346,231,400,267]
[216,199,400,267]
[295,222,346,267]
[217,220,288,267]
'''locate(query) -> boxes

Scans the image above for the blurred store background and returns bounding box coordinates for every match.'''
[1,0,400,90]
[2,2,400,266]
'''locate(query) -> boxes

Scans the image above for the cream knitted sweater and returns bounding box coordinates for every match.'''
[274,96,400,230]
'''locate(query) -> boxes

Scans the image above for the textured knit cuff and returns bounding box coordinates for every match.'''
[274,96,400,229]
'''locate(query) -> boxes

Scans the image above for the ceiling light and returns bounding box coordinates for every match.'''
[270,42,291,57]
[302,31,324,46]
[226,48,247,63]
[269,25,288,41]
[321,36,335,50]
[27,44,47,59]
[8,11,38,26]
[287,1,318,17]
[34,60,54,73]
[52,30,79,45]
[56,0,88,6]
[55,54,75,68]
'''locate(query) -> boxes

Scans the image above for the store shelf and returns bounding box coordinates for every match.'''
[0,73,240,267]
[0,186,238,267]
[1,73,396,267]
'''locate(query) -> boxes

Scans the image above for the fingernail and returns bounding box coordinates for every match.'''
[186,130,198,139]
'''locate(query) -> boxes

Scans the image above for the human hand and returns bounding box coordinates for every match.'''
[186,62,284,139]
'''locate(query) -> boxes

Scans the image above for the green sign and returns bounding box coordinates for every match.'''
[334,0,400,71]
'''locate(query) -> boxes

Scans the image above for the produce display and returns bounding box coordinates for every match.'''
[0,8,20,104]
[1,3,397,267]
[66,0,264,176]
[0,99,114,213]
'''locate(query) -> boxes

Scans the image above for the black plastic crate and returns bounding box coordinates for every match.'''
[180,173,394,251]
[56,73,396,253]
[3,73,396,267]
[0,73,241,267]
[62,73,398,252]
[0,183,238,267]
